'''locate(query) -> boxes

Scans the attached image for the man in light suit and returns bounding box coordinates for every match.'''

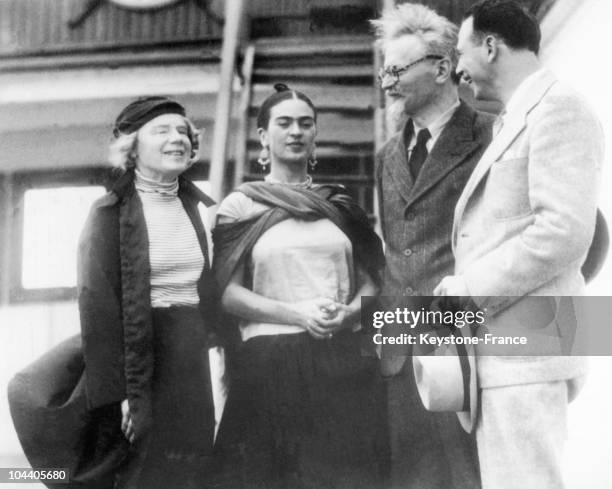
[435,1,604,488]
[371,4,493,488]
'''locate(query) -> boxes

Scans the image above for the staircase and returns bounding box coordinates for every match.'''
[233,34,379,219]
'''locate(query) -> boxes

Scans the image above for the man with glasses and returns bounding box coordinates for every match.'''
[435,1,603,487]
[371,3,492,489]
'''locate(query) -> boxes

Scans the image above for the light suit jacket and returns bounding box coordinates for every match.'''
[452,69,604,388]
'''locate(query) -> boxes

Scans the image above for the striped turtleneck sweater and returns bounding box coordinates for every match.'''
[135,170,204,308]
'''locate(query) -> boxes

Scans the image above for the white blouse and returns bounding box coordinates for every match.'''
[216,190,355,341]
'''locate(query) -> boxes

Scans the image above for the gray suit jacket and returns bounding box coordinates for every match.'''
[375,100,493,489]
[376,100,494,296]
[453,69,604,387]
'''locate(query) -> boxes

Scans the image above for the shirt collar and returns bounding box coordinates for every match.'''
[134,169,179,196]
[410,98,461,145]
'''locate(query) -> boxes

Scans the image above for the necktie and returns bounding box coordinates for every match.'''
[409,128,431,179]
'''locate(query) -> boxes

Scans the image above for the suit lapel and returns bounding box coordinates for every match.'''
[405,101,480,208]
[383,123,415,203]
[454,114,525,219]
[453,70,558,246]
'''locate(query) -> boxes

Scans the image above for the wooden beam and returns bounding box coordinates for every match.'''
[0,47,221,73]
[1,174,13,305]
[234,43,256,188]
[67,0,105,29]
[209,0,246,201]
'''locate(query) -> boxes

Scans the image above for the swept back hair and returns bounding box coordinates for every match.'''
[371,2,459,83]
[466,0,541,55]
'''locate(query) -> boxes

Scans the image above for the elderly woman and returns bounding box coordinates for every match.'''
[212,84,387,489]
[78,96,219,488]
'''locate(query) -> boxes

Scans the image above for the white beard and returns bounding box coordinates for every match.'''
[386,97,409,134]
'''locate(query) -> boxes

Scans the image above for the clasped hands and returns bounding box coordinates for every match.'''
[291,298,353,340]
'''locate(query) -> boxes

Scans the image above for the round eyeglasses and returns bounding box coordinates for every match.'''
[378,55,444,85]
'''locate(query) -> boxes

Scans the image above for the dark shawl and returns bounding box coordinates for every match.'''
[212,182,385,345]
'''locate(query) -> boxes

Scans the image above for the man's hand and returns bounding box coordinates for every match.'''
[433,275,469,297]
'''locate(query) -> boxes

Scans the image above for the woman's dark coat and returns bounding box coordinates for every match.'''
[8,170,216,488]
[79,169,216,436]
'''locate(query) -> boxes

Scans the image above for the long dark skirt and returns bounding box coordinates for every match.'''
[215,330,388,489]
[115,306,217,489]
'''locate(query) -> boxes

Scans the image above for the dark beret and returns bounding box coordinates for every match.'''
[113,96,186,137]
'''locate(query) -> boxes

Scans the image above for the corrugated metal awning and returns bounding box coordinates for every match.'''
[0,62,242,171]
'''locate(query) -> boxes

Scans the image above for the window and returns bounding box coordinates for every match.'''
[6,166,211,303]
[193,180,211,195]
[21,185,106,289]
[9,169,111,302]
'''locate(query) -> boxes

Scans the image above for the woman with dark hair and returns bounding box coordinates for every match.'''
[79,96,220,488]
[213,84,387,489]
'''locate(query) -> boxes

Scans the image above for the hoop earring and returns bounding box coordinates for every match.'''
[308,148,318,171]
[258,146,270,172]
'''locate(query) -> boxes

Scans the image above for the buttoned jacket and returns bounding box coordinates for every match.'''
[376,100,494,296]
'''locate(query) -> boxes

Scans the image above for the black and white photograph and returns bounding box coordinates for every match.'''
[1,1,611,488]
